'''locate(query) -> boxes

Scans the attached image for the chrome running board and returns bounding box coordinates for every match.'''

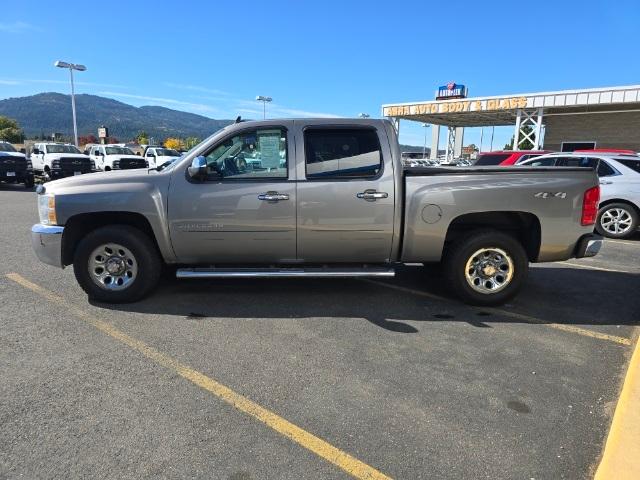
[176,266,395,279]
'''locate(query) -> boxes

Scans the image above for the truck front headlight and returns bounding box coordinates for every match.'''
[38,194,57,225]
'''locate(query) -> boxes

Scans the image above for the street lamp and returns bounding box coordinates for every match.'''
[54,60,86,146]
[422,123,430,159]
[255,95,272,119]
[358,113,370,118]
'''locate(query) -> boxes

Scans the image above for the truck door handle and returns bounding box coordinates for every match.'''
[356,190,388,201]
[258,191,289,202]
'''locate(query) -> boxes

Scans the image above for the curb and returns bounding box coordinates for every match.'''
[595,332,640,479]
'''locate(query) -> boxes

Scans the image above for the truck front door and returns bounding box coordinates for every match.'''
[168,124,296,264]
[295,124,396,263]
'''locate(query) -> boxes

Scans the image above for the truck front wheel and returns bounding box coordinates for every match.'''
[73,225,162,303]
[443,230,528,306]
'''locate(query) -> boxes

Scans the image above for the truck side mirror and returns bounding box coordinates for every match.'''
[188,156,208,181]
[147,152,155,157]
[33,148,40,155]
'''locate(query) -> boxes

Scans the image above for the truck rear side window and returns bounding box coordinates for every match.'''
[304,128,382,179]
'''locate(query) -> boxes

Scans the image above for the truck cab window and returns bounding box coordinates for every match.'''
[204,128,287,180]
[304,128,382,179]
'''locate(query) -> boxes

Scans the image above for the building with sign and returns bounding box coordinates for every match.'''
[382,84,640,161]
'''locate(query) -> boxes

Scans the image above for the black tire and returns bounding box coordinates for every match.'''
[24,175,35,189]
[73,225,162,303]
[595,203,639,239]
[443,229,528,306]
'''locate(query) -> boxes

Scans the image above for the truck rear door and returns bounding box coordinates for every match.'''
[294,122,396,262]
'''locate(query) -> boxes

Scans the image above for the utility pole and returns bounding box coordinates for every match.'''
[54,60,86,146]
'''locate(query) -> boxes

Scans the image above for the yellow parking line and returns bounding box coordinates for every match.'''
[5,273,392,480]
[595,334,640,480]
[361,279,632,346]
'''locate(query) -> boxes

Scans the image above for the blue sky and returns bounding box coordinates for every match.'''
[1,0,639,149]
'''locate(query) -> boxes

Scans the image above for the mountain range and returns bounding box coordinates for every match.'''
[0,92,233,141]
[0,92,426,151]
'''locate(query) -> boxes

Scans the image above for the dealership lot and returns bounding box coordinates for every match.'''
[1,184,638,479]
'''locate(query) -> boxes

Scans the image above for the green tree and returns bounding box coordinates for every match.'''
[0,116,24,143]
[504,125,534,150]
[135,131,149,144]
[184,136,201,149]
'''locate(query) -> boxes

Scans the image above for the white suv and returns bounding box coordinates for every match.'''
[519,152,640,238]
[30,143,94,180]
[88,144,147,171]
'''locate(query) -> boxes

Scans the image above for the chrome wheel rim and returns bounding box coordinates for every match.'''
[600,208,633,235]
[465,247,514,294]
[88,243,138,291]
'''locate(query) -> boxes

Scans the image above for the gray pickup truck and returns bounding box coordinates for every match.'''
[31,118,602,305]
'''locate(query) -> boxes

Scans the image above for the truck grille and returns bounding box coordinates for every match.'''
[0,157,27,174]
[59,157,92,175]
[117,157,147,170]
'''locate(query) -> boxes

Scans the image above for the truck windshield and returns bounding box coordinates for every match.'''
[0,143,17,152]
[474,153,511,166]
[155,148,179,157]
[105,147,135,155]
[46,145,81,154]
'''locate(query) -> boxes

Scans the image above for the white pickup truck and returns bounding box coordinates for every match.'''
[30,143,94,179]
[143,146,181,169]
[88,144,148,171]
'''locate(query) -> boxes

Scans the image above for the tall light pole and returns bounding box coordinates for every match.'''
[255,95,272,119]
[55,60,86,146]
[422,123,430,158]
[358,113,370,118]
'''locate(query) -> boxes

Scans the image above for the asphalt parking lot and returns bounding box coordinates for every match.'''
[1,184,638,480]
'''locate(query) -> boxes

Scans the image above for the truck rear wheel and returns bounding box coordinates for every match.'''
[73,225,162,303]
[443,230,528,306]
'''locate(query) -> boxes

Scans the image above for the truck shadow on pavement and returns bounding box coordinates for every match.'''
[91,265,640,334]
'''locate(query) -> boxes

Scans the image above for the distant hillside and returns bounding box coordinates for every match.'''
[0,92,233,141]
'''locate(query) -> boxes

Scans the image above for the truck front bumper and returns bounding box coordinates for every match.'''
[31,224,64,268]
[574,233,603,258]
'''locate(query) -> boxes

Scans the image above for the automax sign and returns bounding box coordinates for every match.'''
[436,82,467,100]
[383,96,529,117]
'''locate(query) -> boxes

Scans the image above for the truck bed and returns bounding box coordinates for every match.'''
[400,166,599,263]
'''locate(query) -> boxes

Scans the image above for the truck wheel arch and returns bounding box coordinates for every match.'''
[444,211,541,262]
[62,212,163,267]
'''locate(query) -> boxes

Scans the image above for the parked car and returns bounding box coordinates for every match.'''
[0,141,34,188]
[88,144,148,171]
[30,143,94,180]
[474,150,551,166]
[30,119,602,306]
[143,146,181,169]
[519,152,640,239]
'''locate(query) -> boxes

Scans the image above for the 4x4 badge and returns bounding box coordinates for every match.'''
[534,192,567,199]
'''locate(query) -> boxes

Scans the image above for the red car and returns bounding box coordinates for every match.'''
[474,150,551,166]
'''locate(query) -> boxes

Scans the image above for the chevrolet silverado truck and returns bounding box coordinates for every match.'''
[88,144,148,171]
[30,118,602,305]
[30,142,94,179]
[0,141,35,188]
